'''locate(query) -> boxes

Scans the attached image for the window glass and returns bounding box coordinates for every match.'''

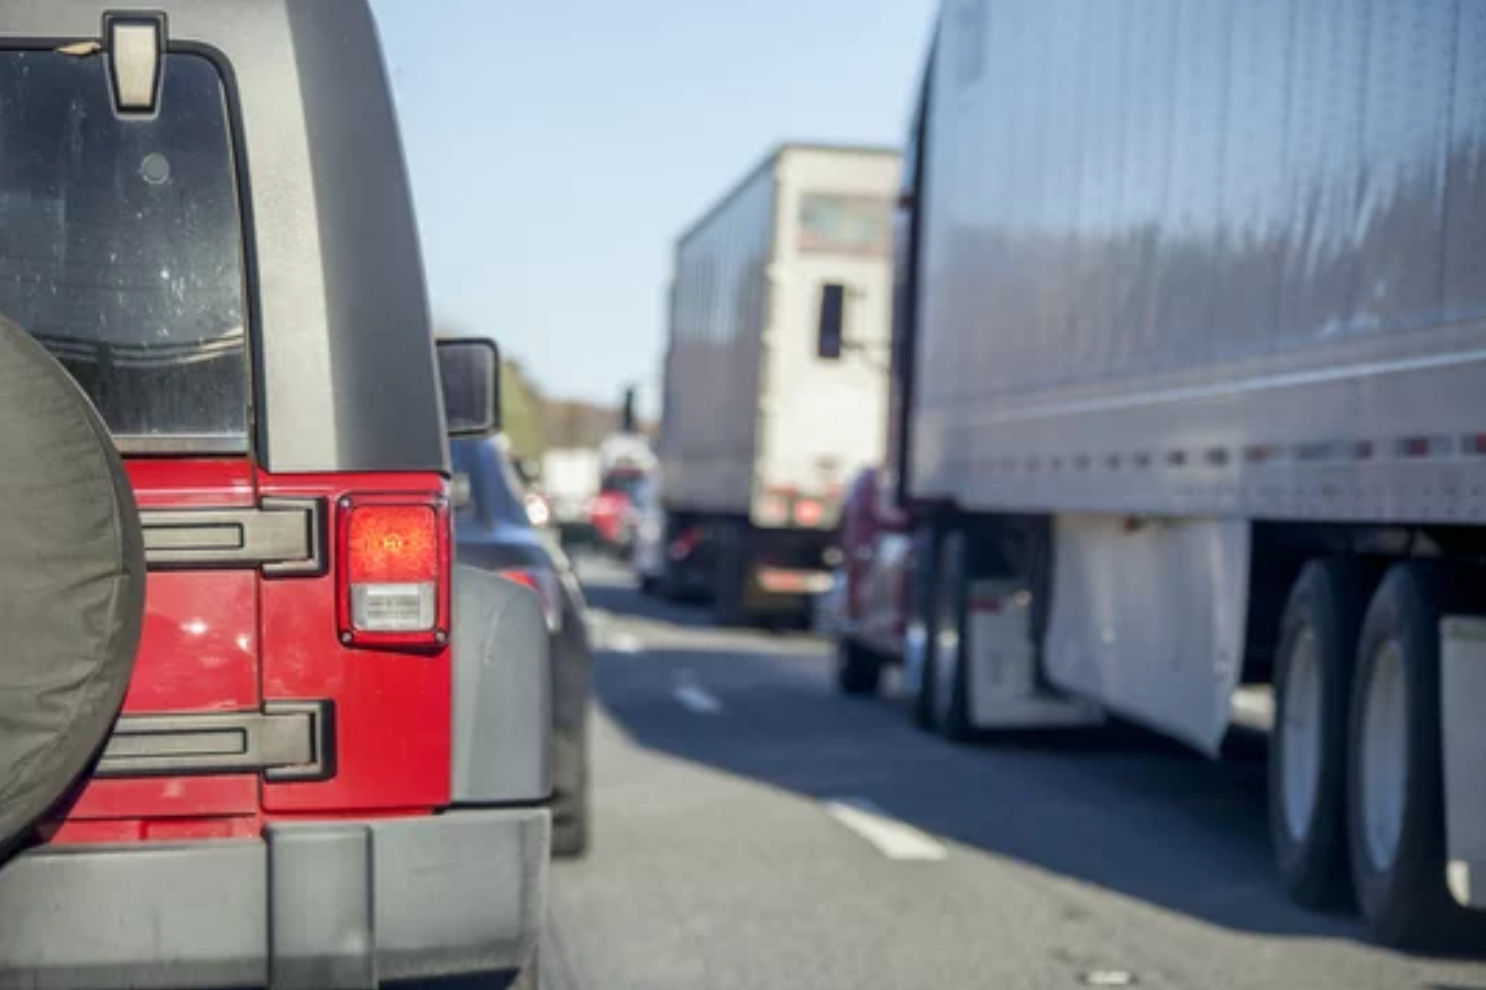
[798,194,893,257]
[0,51,247,448]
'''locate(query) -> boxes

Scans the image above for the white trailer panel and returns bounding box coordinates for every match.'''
[661,161,773,516]
[908,0,1486,526]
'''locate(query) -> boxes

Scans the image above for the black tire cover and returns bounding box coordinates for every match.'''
[0,316,146,854]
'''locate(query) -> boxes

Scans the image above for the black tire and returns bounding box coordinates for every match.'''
[1347,564,1484,950]
[551,751,590,859]
[658,559,682,602]
[908,525,944,730]
[836,638,882,696]
[1267,559,1370,909]
[713,522,749,627]
[930,531,974,742]
[0,319,146,857]
[637,573,659,596]
[551,623,591,860]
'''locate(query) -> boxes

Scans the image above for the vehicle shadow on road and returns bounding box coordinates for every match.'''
[577,577,1440,953]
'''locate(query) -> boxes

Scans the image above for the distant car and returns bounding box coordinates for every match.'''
[589,465,647,558]
[452,435,594,857]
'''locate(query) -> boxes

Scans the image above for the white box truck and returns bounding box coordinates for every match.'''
[875,0,1486,950]
[658,144,901,622]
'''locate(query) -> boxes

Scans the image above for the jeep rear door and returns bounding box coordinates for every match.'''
[0,44,310,840]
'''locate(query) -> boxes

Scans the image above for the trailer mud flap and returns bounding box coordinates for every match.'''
[1042,516,1250,755]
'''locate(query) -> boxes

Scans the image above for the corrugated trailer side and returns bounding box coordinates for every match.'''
[911,0,1486,525]
[893,0,1486,951]
[660,156,776,518]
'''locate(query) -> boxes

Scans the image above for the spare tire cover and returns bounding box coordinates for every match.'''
[0,316,146,853]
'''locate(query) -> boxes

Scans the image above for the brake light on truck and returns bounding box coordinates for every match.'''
[337,494,451,650]
[794,498,823,527]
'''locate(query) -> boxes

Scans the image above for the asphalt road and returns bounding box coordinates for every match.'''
[542,555,1486,990]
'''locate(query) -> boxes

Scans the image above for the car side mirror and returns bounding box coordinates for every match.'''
[437,337,501,438]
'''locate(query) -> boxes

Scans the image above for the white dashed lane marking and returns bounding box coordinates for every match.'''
[670,668,723,714]
[607,632,644,654]
[672,683,723,715]
[824,797,949,862]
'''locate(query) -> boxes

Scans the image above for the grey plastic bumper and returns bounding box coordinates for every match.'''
[0,809,549,990]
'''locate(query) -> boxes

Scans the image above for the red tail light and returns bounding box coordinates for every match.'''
[336,494,451,651]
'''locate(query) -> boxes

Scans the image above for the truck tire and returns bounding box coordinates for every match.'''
[1347,564,1484,949]
[929,531,974,742]
[1268,560,1370,909]
[835,638,882,696]
[713,521,749,627]
[907,525,943,730]
[0,319,146,857]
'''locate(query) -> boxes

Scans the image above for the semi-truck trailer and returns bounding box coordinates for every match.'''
[658,144,901,622]
[864,0,1486,950]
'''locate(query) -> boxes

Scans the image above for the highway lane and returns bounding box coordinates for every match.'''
[541,555,1486,990]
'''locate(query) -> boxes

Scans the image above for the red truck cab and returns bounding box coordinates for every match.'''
[833,466,913,695]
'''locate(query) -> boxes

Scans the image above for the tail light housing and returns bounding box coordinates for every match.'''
[336,493,451,651]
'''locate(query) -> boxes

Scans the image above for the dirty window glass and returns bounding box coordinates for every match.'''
[0,50,247,449]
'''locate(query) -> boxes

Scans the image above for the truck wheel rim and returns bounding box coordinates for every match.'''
[1280,629,1323,842]
[1360,640,1409,871]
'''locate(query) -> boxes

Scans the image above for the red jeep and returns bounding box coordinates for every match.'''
[0,4,549,987]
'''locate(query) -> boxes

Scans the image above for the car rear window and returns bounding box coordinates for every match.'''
[0,50,247,451]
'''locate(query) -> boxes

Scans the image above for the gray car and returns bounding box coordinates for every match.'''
[453,435,595,857]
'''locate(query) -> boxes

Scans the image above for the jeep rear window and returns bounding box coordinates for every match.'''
[0,50,247,451]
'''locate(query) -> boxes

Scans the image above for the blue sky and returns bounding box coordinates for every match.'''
[371,0,938,414]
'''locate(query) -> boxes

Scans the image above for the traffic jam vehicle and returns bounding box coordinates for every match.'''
[0,3,550,986]
[831,466,912,696]
[452,433,595,859]
[657,144,900,624]
[849,0,1486,949]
